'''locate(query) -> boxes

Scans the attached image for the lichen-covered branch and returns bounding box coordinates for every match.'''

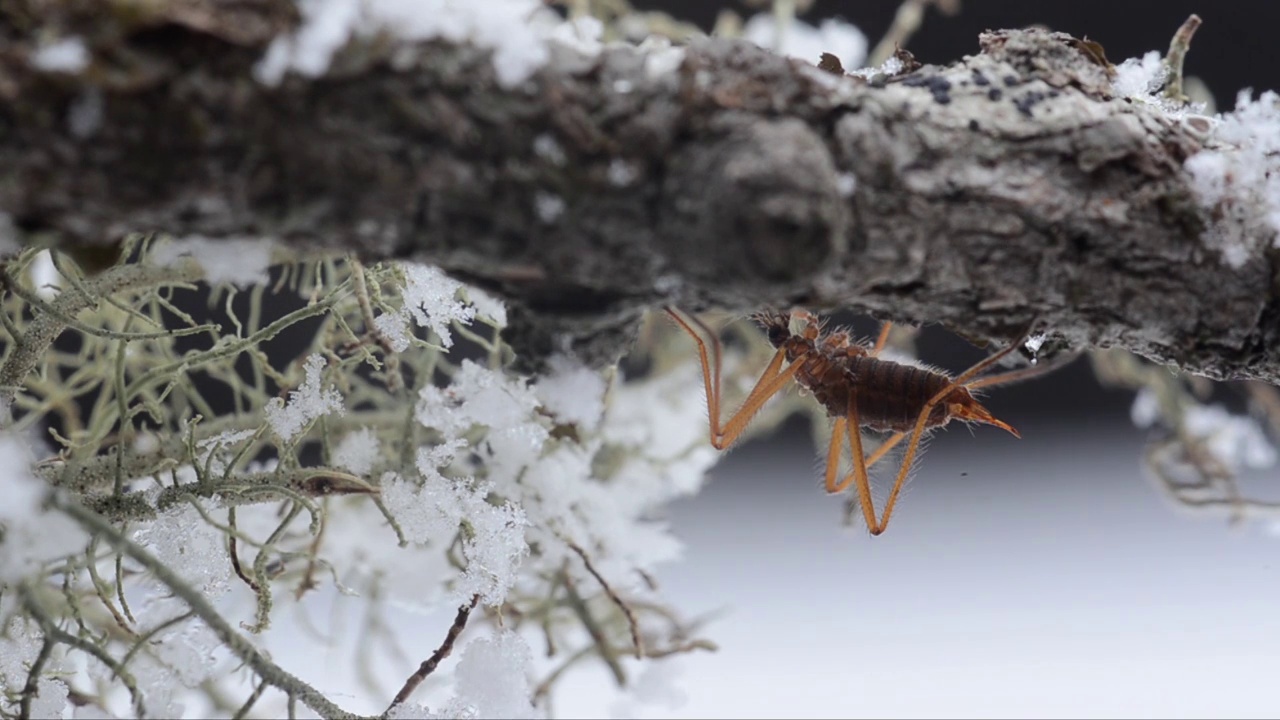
[1,1,1275,381]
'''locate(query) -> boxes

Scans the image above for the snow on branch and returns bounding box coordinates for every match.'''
[2,3,1278,382]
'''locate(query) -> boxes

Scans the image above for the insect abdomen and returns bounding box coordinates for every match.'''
[846,357,952,432]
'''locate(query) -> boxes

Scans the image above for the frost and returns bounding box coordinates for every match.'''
[31,36,89,73]
[442,631,537,719]
[533,354,606,431]
[742,13,867,70]
[264,354,345,443]
[1184,90,1280,267]
[151,235,274,288]
[333,427,380,475]
[1023,333,1046,356]
[378,262,477,350]
[0,434,89,586]
[1112,50,1167,98]
[534,192,565,223]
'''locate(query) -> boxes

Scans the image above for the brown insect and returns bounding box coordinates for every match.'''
[665,306,1061,535]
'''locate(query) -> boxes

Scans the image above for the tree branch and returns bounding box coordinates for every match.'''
[2,2,1274,381]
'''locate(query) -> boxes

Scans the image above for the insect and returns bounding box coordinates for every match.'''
[664,306,1061,535]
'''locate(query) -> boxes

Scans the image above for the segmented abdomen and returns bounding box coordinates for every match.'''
[807,356,953,432]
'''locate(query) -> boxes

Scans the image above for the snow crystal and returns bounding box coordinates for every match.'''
[31,36,89,73]
[1184,89,1280,267]
[534,192,565,223]
[545,14,604,57]
[417,360,542,440]
[132,500,233,598]
[333,427,380,475]
[846,54,904,80]
[378,262,477,350]
[742,13,867,71]
[1023,333,1046,356]
[384,465,529,607]
[443,631,537,719]
[1112,50,1167,98]
[264,354,345,443]
[28,677,69,719]
[151,235,274,288]
[464,286,508,328]
[533,354,606,431]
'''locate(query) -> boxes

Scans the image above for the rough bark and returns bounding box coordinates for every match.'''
[1,2,1275,381]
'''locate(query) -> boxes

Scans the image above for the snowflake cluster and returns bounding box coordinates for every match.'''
[1183,90,1280,268]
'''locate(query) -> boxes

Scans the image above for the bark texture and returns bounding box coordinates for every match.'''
[1,2,1276,381]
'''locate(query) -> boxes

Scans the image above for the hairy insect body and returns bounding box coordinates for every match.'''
[667,306,1046,535]
[754,311,1000,434]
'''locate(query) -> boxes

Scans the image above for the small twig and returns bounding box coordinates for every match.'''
[227,507,261,594]
[561,570,626,688]
[385,594,480,713]
[567,540,643,660]
[1162,14,1202,102]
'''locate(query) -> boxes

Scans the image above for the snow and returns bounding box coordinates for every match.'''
[1182,403,1277,473]
[836,172,857,197]
[1130,388,1276,474]
[132,500,235,598]
[30,36,89,73]
[1112,50,1167,98]
[534,192,565,223]
[264,353,346,443]
[741,13,867,70]
[608,159,639,187]
[443,631,537,719]
[533,354,607,431]
[533,134,567,166]
[376,262,478,350]
[255,0,559,90]
[1184,89,1280,267]
[0,434,89,586]
[333,427,381,475]
[151,235,274,288]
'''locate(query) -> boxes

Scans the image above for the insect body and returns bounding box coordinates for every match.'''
[666,306,1055,535]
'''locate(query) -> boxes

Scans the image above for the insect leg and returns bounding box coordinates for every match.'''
[871,322,894,356]
[665,307,806,450]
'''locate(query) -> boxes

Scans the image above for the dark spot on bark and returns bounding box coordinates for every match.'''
[972,69,990,86]
[1003,75,1019,87]
[968,119,980,131]
[987,88,1003,101]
